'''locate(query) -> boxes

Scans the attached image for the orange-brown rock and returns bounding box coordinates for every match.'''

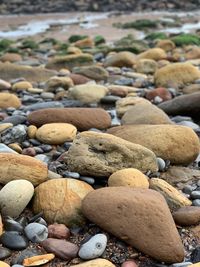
[23,253,55,266]
[173,206,200,226]
[82,187,184,263]
[0,93,21,109]
[145,88,172,102]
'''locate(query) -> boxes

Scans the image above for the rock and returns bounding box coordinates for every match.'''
[182,84,200,94]
[33,178,93,226]
[191,247,200,263]
[64,131,158,177]
[1,124,27,145]
[27,108,111,131]
[0,231,28,250]
[46,54,94,71]
[0,180,34,217]
[185,46,200,60]
[160,166,200,187]
[2,115,26,126]
[48,223,70,239]
[23,101,64,112]
[191,191,200,199]
[45,76,74,92]
[158,92,200,119]
[121,260,138,267]
[11,248,43,265]
[137,48,167,61]
[156,40,176,52]
[190,263,200,267]
[73,65,109,81]
[4,217,23,232]
[154,63,200,88]
[107,125,200,165]
[41,238,78,260]
[0,93,21,109]
[27,125,37,139]
[8,143,22,153]
[0,143,17,153]
[0,247,11,260]
[116,97,151,118]
[0,261,10,267]
[0,123,13,133]
[0,79,11,90]
[0,153,47,186]
[104,51,136,67]
[12,81,32,91]
[0,52,22,62]
[69,73,91,85]
[145,88,172,102]
[173,206,200,226]
[0,63,56,82]
[149,178,192,210]
[108,168,149,188]
[24,223,48,243]
[171,263,192,267]
[121,102,172,125]
[71,259,115,267]
[36,123,77,145]
[68,84,107,104]
[135,59,157,74]
[22,254,55,266]
[74,37,94,48]
[78,234,107,260]
[82,187,184,263]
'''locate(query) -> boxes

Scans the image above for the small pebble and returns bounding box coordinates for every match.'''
[0,231,28,250]
[48,224,70,239]
[193,199,200,206]
[191,191,200,199]
[0,247,11,260]
[24,223,48,243]
[156,157,166,172]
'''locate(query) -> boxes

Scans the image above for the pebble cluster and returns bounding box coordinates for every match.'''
[0,29,200,267]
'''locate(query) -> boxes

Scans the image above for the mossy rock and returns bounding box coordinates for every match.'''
[114,19,158,30]
[145,32,168,41]
[94,35,106,45]
[68,35,88,43]
[0,39,13,52]
[171,34,200,46]
[39,38,59,45]
[21,39,39,49]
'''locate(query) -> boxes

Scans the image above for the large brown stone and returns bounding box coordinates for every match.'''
[104,51,136,67]
[82,187,184,263]
[27,108,111,131]
[121,102,172,125]
[154,63,200,88]
[158,92,200,119]
[33,178,93,226]
[108,125,200,165]
[63,131,158,177]
[0,63,56,82]
[137,48,167,61]
[173,206,200,226]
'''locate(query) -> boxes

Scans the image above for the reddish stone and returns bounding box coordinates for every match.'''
[145,87,172,102]
[121,260,138,267]
[69,74,91,85]
[109,87,128,97]
[22,147,36,157]
[48,223,70,239]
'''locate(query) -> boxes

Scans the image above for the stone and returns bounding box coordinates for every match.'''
[36,123,77,145]
[23,101,64,112]
[160,166,200,187]
[171,263,192,267]
[173,206,200,226]
[27,125,37,139]
[71,259,115,267]
[191,191,200,199]
[69,73,91,85]
[82,187,184,263]
[0,231,28,250]
[78,234,107,260]
[68,84,107,104]
[154,63,200,88]
[12,81,32,91]
[145,88,172,102]
[41,238,78,260]
[1,124,27,145]
[121,260,138,267]
[46,54,94,71]
[22,254,55,266]
[137,48,167,61]
[156,40,176,52]
[73,65,109,81]
[104,52,136,67]
[0,123,13,133]
[121,102,172,125]
[190,264,200,267]
[0,180,34,217]
[0,79,11,90]
[191,247,200,263]
[2,115,26,126]
[135,59,157,74]
[8,143,21,154]
[182,84,200,94]
[64,131,158,177]
[33,178,93,226]
[0,261,10,267]
[149,178,192,210]
[0,247,11,260]
[157,157,166,172]
[185,46,200,60]
[158,92,200,119]
[27,108,111,131]
[0,93,21,109]
[24,223,48,243]
[0,143,17,154]
[0,63,56,82]
[74,37,94,48]
[107,125,200,165]
[48,223,70,239]
[108,168,149,188]
[11,248,42,265]
[0,153,48,186]
[45,76,74,92]
[116,97,151,118]
[192,200,200,206]
[4,217,23,232]
[0,52,22,62]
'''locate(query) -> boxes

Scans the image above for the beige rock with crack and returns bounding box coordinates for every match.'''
[149,178,192,210]
[71,259,115,267]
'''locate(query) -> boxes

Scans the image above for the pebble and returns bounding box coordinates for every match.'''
[191,191,200,199]
[24,101,64,111]
[4,217,24,232]
[0,143,17,153]
[34,154,50,164]
[121,260,138,267]
[170,263,192,267]
[24,223,48,243]
[78,233,107,260]
[1,115,26,126]
[183,185,197,195]
[0,247,12,260]
[193,200,200,206]
[1,124,27,144]
[48,224,70,239]
[11,248,42,265]
[156,157,166,172]
[0,231,28,250]
[191,247,200,263]
[80,176,95,185]
[63,171,80,179]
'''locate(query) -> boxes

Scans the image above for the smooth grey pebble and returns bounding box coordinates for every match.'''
[24,223,48,243]
[156,157,166,172]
